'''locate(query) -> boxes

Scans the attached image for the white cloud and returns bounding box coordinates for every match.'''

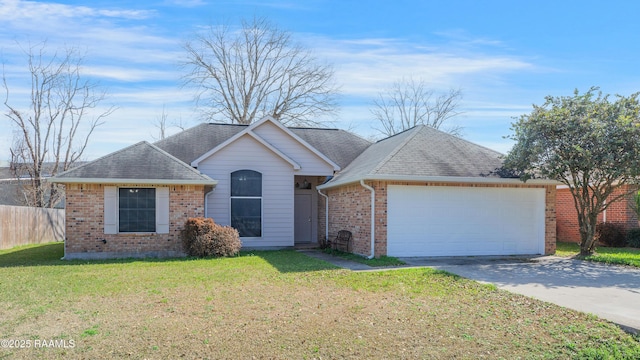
[0,0,153,22]
[163,0,207,7]
[82,65,179,82]
[307,36,534,99]
[0,3,545,161]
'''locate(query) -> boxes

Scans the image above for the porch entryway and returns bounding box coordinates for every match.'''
[294,176,320,245]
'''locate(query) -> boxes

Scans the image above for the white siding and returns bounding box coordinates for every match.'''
[252,121,335,175]
[198,135,295,247]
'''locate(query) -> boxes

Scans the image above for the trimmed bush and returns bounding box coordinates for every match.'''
[181,217,241,257]
[595,222,627,247]
[626,228,640,248]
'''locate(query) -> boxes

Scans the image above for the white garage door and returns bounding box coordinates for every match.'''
[387,185,545,257]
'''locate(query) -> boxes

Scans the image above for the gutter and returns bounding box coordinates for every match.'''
[359,180,376,259]
[317,188,329,244]
[317,175,560,191]
[48,178,218,186]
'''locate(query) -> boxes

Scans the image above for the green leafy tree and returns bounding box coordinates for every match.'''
[502,87,640,256]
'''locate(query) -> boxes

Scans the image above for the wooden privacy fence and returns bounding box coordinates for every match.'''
[0,205,65,249]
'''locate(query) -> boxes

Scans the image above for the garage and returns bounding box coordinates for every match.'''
[387,185,546,257]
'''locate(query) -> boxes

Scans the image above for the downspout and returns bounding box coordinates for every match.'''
[317,189,329,243]
[204,187,215,218]
[360,180,376,259]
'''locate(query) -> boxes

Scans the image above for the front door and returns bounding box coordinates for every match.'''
[294,193,312,243]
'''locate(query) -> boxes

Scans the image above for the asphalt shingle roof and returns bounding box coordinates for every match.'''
[154,123,372,169]
[153,123,246,165]
[51,120,513,186]
[289,127,372,169]
[326,125,504,186]
[52,141,215,183]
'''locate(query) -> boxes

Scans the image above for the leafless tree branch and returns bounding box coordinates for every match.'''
[371,77,463,137]
[3,41,115,207]
[182,17,338,127]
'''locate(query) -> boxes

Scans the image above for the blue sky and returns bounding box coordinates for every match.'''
[1,0,639,163]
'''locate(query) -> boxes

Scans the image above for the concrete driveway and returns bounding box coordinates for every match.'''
[400,255,640,333]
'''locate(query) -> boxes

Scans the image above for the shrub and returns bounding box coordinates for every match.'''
[595,222,627,247]
[181,217,241,257]
[626,228,640,248]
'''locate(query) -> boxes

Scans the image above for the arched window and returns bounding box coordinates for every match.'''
[230,170,262,237]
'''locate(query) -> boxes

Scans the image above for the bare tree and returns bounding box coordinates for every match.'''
[150,105,191,141]
[3,42,115,208]
[371,78,463,137]
[151,105,169,140]
[182,17,338,126]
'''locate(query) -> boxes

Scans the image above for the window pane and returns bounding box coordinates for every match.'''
[231,198,261,237]
[119,188,156,232]
[231,170,262,196]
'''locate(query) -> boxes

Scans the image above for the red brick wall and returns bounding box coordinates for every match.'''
[64,183,207,259]
[556,185,638,243]
[325,181,556,257]
[545,186,557,254]
[325,183,375,256]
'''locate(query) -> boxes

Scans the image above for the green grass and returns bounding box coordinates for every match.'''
[321,248,406,267]
[556,242,640,267]
[0,242,639,359]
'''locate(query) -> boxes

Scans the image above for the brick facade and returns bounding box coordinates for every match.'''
[323,182,382,257]
[556,185,639,243]
[324,181,556,258]
[64,183,208,259]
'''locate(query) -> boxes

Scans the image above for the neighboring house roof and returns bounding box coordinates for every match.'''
[154,121,372,169]
[319,125,556,188]
[0,180,24,206]
[0,167,13,180]
[50,141,217,185]
[1,163,85,207]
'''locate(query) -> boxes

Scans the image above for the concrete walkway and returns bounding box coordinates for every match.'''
[298,250,640,333]
[400,256,640,334]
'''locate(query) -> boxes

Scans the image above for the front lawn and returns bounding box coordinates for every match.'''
[556,242,640,268]
[321,248,406,267]
[1,242,639,359]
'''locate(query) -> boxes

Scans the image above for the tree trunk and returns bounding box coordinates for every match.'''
[578,213,599,256]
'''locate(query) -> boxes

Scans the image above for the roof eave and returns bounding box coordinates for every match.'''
[49,177,218,186]
[317,174,560,190]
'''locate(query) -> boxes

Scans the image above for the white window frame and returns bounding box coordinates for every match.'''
[230,170,263,238]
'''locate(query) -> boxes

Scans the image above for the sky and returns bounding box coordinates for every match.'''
[1,0,639,164]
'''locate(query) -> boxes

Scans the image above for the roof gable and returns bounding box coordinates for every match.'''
[154,120,372,169]
[51,141,216,185]
[190,116,341,171]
